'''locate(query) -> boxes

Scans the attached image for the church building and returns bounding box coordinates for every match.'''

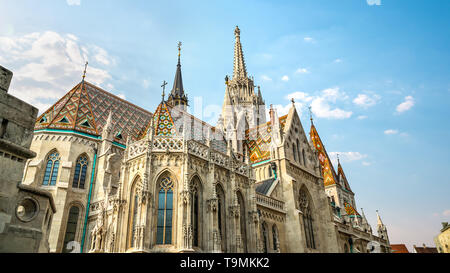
[19,26,390,253]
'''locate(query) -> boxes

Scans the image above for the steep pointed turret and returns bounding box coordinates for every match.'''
[376,210,389,242]
[233,26,247,80]
[167,42,188,109]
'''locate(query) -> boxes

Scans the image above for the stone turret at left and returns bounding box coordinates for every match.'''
[0,65,56,253]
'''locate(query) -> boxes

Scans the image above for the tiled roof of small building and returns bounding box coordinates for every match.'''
[344,202,361,218]
[413,245,438,253]
[245,115,288,164]
[35,81,153,145]
[255,177,276,195]
[391,244,410,253]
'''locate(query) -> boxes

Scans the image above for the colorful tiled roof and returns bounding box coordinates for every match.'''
[245,115,288,164]
[344,202,361,218]
[338,162,353,193]
[35,81,153,145]
[309,123,339,187]
[152,101,177,137]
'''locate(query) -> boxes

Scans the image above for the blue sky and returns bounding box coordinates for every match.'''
[1,0,449,251]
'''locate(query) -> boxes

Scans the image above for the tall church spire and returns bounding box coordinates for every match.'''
[233,26,247,79]
[167,41,188,109]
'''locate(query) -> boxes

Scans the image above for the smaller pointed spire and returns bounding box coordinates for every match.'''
[309,106,314,125]
[376,210,384,226]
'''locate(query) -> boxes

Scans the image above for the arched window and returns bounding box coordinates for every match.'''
[296,139,302,164]
[131,191,139,248]
[216,184,226,252]
[299,189,316,249]
[261,222,268,253]
[156,177,174,245]
[237,191,247,252]
[191,177,202,247]
[73,155,89,189]
[292,143,297,162]
[302,149,306,166]
[62,206,80,253]
[272,225,279,251]
[43,151,60,186]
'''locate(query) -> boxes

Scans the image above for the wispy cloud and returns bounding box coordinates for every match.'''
[366,0,381,6]
[281,75,289,82]
[353,93,380,108]
[384,129,399,135]
[329,151,368,166]
[304,37,314,43]
[295,68,309,74]
[284,88,352,120]
[0,31,115,113]
[334,58,342,63]
[66,0,81,6]
[261,75,272,82]
[357,115,368,120]
[396,96,415,113]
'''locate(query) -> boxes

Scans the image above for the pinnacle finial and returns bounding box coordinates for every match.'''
[177,41,182,65]
[291,98,295,106]
[309,106,314,125]
[337,153,340,164]
[235,26,240,37]
[82,61,88,81]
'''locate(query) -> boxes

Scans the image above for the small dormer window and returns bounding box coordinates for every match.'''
[115,132,123,140]
[58,116,69,123]
[40,116,47,124]
[80,120,91,128]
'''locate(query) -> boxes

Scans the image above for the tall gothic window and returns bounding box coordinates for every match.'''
[296,139,302,164]
[292,144,297,162]
[62,206,80,253]
[72,155,88,189]
[191,177,201,247]
[216,184,226,252]
[237,191,247,252]
[156,177,174,245]
[131,192,139,247]
[261,222,268,253]
[272,225,279,251]
[299,188,316,249]
[302,149,306,166]
[43,151,60,186]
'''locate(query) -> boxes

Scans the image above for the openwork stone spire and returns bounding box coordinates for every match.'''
[233,26,247,79]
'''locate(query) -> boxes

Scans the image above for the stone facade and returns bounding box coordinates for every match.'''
[0,65,56,253]
[434,222,450,253]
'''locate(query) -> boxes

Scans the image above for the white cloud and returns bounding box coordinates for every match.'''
[281,75,289,82]
[142,79,151,89]
[116,94,126,100]
[261,75,272,82]
[0,31,115,113]
[357,115,368,120]
[66,0,81,6]
[334,58,342,63]
[284,87,352,120]
[304,37,314,43]
[396,96,415,113]
[384,129,399,135]
[366,0,381,5]
[295,68,309,74]
[329,152,368,166]
[362,161,372,166]
[353,93,380,108]
[285,91,313,102]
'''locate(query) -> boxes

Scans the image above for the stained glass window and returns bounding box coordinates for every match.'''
[156,177,174,245]
[72,155,88,189]
[43,151,60,186]
[62,206,79,253]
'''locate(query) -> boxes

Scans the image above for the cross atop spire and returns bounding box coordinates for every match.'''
[82,61,88,82]
[161,80,167,102]
[177,41,182,63]
[309,106,314,125]
[233,26,247,79]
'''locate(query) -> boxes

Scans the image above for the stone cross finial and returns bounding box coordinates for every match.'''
[161,80,168,101]
[82,61,88,81]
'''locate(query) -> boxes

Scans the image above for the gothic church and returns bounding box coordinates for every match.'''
[20,26,390,253]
